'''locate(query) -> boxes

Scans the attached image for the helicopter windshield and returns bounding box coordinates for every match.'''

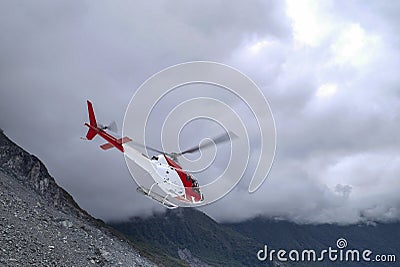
[192,179,200,195]
[185,174,200,194]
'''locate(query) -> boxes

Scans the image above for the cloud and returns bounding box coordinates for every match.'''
[0,0,399,224]
[202,0,400,224]
[0,0,288,221]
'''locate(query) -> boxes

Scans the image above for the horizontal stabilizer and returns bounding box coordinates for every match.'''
[100,136,132,150]
[100,143,114,150]
[117,136,132,144]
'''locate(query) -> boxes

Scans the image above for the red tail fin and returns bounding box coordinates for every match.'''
[86,100,98,140]
[87,100,97,127]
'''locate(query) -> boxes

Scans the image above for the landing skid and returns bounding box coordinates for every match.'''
[137,185,178,209]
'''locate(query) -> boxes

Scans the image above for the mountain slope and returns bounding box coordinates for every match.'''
[110,208,266,267]
[111,201,399,267]
[0,130,156,266]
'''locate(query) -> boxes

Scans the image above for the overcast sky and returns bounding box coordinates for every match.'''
[1,0,399,224]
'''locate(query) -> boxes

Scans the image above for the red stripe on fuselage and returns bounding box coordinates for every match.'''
[164,156,202,202]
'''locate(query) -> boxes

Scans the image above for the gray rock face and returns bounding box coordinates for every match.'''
[178,248,212,267]
[0,131,157,267]
[0,132,77,213]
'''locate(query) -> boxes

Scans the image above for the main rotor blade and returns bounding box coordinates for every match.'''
[131,142,165,154]
[178,131,237,155]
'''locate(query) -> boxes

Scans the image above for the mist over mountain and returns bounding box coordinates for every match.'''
[225,217,400,266]
[1,129,398,266]
[111,207,399,267]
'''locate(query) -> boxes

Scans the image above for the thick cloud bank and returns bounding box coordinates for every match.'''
[1,0,399,224]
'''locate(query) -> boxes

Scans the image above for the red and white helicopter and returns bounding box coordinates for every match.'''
[83,100,233,208]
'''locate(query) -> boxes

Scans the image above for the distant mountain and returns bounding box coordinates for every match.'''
[111,203,399,267]
[110,208,269,267]
[0,130,156,266]
[225,217,400,266]
[3,128,398,267]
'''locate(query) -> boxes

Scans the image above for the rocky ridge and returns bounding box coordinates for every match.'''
[0,130,157,266]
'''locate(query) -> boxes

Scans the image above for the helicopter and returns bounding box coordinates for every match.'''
[83,100,234,208]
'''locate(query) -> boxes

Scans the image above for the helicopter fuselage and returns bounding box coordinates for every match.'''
[84,100,204,208]
[150,154,203,203]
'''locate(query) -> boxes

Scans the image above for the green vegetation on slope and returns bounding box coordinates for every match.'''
[110,208,263,266]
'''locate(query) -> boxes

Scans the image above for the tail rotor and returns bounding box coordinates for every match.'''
[98,121,118,133]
